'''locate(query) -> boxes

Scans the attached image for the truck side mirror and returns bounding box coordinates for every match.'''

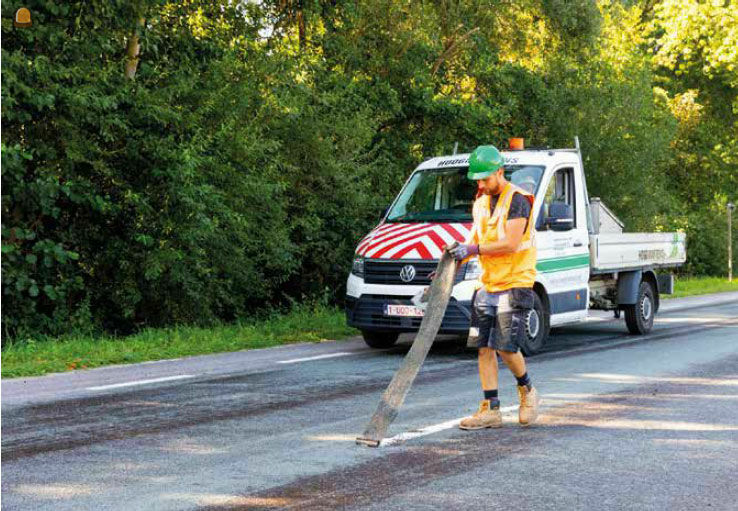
[546,202,574,231]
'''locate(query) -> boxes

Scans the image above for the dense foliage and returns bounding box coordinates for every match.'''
[2,0,736,338]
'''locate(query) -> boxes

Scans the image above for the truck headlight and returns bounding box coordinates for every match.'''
[351,256,365,278]
[464,258,482,280]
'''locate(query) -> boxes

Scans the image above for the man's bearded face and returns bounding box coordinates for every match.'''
[476,169,503,195]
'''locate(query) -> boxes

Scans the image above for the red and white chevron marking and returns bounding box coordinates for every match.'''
[356,222,472,260]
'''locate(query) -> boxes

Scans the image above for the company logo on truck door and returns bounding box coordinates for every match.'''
[356,222,471,260]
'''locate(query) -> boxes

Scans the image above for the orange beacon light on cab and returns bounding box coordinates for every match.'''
[509,138,524,150]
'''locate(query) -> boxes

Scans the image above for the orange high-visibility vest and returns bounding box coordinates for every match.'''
[469,182,536,292]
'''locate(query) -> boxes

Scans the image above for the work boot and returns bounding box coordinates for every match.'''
[459,399,502,430]
[518,385,540,426]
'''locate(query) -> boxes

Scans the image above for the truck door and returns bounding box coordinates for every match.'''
[535,165,590,324]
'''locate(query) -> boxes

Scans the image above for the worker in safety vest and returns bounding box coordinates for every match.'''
[448,145,541,429]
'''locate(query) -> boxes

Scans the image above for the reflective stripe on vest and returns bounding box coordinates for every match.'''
[497,183,536,252]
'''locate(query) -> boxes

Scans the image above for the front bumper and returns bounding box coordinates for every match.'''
[345,295,472,334]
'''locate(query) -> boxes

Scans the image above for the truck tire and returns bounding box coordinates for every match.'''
[520,292,550,356]
[624,281,655,335]
[362,331,399,349]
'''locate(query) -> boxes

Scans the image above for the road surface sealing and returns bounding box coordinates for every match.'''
[2,294,737,510]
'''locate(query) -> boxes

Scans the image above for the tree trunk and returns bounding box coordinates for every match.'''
[124,18,145,80]
[297,2,306,49]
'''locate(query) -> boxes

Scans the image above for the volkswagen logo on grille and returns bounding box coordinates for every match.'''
[399,265,416,283]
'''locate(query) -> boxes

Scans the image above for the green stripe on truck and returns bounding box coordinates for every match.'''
[537,254,590,273]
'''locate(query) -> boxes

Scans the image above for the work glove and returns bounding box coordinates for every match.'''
[447,243,479,261]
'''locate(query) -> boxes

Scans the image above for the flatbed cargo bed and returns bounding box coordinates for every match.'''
[590,232,686,273]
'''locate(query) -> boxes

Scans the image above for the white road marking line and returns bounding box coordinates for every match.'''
[380,405,520,447]
[86,375,195,391]
[276,352,353,364]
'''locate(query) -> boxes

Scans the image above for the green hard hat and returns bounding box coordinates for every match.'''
[467,145,504,180]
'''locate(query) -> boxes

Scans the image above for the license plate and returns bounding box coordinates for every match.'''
[384,304,425,317]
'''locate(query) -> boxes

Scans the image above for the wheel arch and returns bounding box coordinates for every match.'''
[617,270,642,306]
[617,268,659,312]
[641,269,660,312]
[533,281,551,315]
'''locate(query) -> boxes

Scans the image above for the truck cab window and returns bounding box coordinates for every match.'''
[387,168,477,223]
[387,165,544,223]
[508,165,544,195]
[540,167,576,229]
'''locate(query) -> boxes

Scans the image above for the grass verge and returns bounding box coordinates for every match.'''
[666,276,738,299]
[4,276,735,379]
[2,305,358,379]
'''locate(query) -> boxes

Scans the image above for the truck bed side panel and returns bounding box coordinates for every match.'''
[590,233,686,272]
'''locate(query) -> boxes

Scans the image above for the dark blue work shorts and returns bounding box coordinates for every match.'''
[469,287,535,352]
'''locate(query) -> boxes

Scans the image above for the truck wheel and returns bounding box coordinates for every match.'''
[361,331,399,349]
[520,292,550,356]
[624,281,655,335]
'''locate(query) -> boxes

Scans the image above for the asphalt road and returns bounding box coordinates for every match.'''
[2,292,737,511]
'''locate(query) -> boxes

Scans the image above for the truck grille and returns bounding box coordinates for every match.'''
[364,260,467,285]
[345,295,472,333]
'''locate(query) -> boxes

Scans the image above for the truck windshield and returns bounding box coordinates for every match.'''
[386,165,545,223]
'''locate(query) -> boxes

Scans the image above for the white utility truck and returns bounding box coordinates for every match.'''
[345,138,686,354]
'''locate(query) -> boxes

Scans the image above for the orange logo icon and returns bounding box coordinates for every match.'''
[14,7,32,28]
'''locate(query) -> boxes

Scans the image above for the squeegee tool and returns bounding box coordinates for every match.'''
[356,246,458,447]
